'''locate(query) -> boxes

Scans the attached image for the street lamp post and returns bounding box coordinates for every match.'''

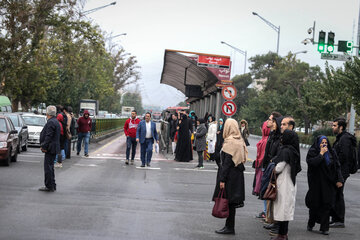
[293,50,307,56]
[252,12,280,54]
[82,1,116,15]
[106,33,127,40]
[221,41,247,74]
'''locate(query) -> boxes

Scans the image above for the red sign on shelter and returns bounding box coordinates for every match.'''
[197,55,230,69]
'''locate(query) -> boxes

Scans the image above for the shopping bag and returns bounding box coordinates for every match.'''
[155,143,159,153]
[212,188,229,218]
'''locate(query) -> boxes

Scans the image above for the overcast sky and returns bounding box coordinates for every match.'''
[84,0,360,109]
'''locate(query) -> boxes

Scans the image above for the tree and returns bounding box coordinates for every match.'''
[231,73,256,120]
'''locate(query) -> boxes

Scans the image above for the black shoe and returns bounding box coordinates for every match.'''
[38,187,54,192]
[215,226,235,235]
[76,152,79,156]
[147,163,150,167]
[307,225,313,231]
[329,222,345,228]
[320,231,329,235]
[125,160,129,165]
[256,211,266,219]
[140,165,145,167]
[264,223,275,230]
[84,154,89,157]
[269,225,279,236]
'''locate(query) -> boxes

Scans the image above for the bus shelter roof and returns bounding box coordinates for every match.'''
[160,49,227,97]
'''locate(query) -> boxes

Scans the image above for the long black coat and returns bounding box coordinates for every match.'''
[305,136,344,210]
[262,116,283,169]
[333,131,354,180]
[175,115,193,162]
[40,116,60,155]
[213,152,245,207]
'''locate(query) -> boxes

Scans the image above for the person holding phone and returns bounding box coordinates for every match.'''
[305,135,344,235]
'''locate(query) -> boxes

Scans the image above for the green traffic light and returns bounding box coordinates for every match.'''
[318,31,326,53]
[327,32,335,53]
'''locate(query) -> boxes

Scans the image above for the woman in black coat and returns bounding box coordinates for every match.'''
[175,112,193,162]
[215,118,224,167]
[306,135,344,235]
[212,118,247,235]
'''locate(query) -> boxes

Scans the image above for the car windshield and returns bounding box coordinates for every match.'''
[6,115,19,127]
[0,119,8,133]
[22,116,46,126]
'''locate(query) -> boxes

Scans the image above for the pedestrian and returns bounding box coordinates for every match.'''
[261,112,282,232]
[169,114,178,155]
[54,113,66,168]
[175,111,193,162]
[253,121,270,219]
[77,110,92,157]
[62,106,72,158]
[306,135,344,235]
[272,129,301,240]
[39,105,60,192]
[189,110,198,132]
[123,110,140,165]
[194,118,207,168]
[213,118,247,235]
[330,117,355,228]
[207,115,217,161]
[136,112,159,167]
[215,118,224,167]
[240,119,250,146]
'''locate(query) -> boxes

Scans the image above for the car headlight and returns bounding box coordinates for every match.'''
[0,142,7,148]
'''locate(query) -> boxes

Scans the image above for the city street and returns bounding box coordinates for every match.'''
[0,134,359,240]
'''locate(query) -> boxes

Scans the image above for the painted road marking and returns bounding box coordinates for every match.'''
[135,167,161,170]
[74,164,98,167]
[91,136,121,155]
[18,160,40,163]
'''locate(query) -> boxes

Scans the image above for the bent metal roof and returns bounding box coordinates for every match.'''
[160,49,229,98]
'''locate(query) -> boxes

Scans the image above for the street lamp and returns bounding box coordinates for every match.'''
[106,33,127,40]
[293,50,307,56]
[221,41,247,74]
[252,12,280,54]
[82,1,116,15]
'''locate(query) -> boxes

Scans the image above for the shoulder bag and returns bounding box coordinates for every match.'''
[212,188,229,218]
[262,168,277,201]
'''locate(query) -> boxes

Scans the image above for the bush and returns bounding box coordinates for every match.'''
[312,128,334,141]
[297,132,313,145]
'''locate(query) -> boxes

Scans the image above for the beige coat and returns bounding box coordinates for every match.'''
[273,161,297,221]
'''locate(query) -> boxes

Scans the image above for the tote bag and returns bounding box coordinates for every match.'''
[212,188,229,218]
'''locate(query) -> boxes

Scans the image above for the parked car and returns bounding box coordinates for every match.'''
[0,113,28,152]
[21,114,47,146]
[0,115,19,166]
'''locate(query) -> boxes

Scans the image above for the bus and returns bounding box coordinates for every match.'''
[0,96,12,112]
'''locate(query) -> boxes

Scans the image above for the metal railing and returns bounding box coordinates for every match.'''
[91,118,126,138]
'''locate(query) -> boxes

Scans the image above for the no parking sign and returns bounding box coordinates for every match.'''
[221,85,237,101]
[222,101,237,116]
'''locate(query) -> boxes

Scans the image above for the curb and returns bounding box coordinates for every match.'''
[90,129,123,143]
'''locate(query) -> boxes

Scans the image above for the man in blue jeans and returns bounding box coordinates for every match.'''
[77,110,92,157]
[136,112,158,167]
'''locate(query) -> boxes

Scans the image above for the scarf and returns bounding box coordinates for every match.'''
[222,118,248,166]
[255,121,270,168]
[318,136,330,165]
[219,118,223,130]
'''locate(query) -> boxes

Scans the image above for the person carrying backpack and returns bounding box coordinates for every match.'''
[330,117,357,228]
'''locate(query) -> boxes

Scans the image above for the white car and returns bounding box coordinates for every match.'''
[21,114,47,146]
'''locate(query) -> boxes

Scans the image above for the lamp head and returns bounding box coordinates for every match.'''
[110,2,116,5]
[252,12,258,16]
[220,41,225,44]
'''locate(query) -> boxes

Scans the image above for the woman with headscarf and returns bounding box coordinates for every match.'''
[215,118,224,167]
[194,118,207,168]
[213,118,248,235]
[54,113,66,168]
[175,111,193,162]
[240,119,250,146]
[253,121,271,219]
[305,135,343,235]
[271,129,301,240]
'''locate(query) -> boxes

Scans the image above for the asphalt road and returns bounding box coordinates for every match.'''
[0,134,359,240]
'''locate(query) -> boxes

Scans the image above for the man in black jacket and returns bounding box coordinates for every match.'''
[330,117,352,228]
[39,105,60,192]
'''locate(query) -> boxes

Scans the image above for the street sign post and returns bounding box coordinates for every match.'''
[221,85,237,101]
[321,53,352,61]
[222,101,237,116]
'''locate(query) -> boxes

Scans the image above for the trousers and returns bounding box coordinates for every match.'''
[44,153,56,190]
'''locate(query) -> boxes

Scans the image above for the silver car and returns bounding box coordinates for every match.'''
[21,114,47,146]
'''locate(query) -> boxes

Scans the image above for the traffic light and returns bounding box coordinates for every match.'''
[338,41,353,53]
[327,32,335,52]
[318,31,326,53]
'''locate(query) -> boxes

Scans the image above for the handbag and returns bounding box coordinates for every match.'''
[212,188,229,218]
[262,168,277,201]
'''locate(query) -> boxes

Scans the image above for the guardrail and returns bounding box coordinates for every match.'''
[91,118,127,138]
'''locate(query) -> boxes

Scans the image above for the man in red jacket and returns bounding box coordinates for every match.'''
[123,110,140,165]
[77,110,92,157]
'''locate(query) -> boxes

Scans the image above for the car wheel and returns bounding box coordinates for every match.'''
[17,138,21,153]
[11,148,18,162]
[22,140,28,151]
[4,149,11,166]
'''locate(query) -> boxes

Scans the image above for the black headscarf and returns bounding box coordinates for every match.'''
[275,129,301,185]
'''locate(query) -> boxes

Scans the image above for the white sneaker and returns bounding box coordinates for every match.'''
[55,163,62,168]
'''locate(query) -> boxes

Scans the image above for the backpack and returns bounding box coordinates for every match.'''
[348,133,359,174]
[260,162,276,200]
